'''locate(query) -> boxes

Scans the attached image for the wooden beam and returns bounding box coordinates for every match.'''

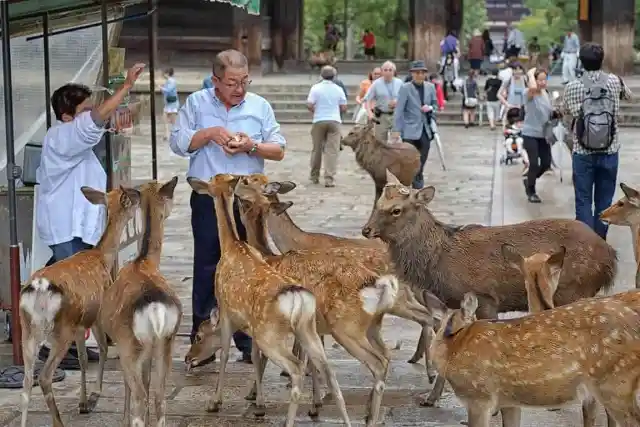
[412,0,446,71]
[247,15,262,72]
[446,0,463,36]
[589,0,635,75]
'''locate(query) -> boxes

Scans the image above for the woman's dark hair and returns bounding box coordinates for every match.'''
[579,43,604,71]
[429,73,438,81]
[533,68,548,79]
[482,29,490,41]
[467,69,475,78]
[368,71,373,80]
[164,67,174,77]
[50,83,92,121]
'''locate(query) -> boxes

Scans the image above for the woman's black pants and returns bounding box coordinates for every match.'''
[522,135,552,195]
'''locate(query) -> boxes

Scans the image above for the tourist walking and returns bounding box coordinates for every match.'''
[467,30,485,73]
[484,69,502,130]
[363,60,403,141]
[160,67,179,140]
[307,66,347,187]
[482,29,494,72]
[393,60,438,189]
[440,31,459,69]
[440,53,459,101]
[170,50,287,365]
[563,42,632,239]
[362,29,376,60]
[521,67,553,203]
[462,70,479,128]
[354,67,381,123]
[562,30,580,84]
[506,25,525,59]
[498,63,528,129]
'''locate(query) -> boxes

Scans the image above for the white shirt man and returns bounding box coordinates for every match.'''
[562,31,580,84]
[306,66,347,187]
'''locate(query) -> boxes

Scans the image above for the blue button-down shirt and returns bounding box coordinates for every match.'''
[169,89,286,180]
[202,75,213,89]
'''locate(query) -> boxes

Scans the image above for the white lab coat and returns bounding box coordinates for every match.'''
[35,111,107,247]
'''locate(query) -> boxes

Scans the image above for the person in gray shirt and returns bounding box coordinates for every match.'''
[562,31,580,84]
[363,60,404,141]
[521,67,553,203]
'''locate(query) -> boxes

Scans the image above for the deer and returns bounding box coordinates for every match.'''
[99,177,181,427]
[600,182,640,288]
[186,174,351,427]
[19,185,141,427]
[428,282,640,427]
[361,170,617,407]
[501,243,618,427]
[232,175,442,381]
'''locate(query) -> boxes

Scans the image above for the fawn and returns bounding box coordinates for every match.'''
[430,269,640,427]
[187,174,351,427]
[99,177,181,427]
[600,182,640,287]
[19,186,140,427]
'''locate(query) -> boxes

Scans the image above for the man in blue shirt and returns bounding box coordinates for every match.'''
[307,66,347,187]
[202,74,213,89]
[170,50,286,365]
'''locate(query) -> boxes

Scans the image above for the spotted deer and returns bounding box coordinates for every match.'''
[501,243,617,427]
[600,182,640,287]
[362,170,617,406]
[19,186,141,427]
[430,287,640,427]
[186,174,351,427]
[99,177,181,427]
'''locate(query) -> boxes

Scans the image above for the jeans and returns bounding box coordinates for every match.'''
[522,136,552,195]
[190,191,252,354]
[46,237,93,267]
[404,129,432,189]
[572,152,619,240]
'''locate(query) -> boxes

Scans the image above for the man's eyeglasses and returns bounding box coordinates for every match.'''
[216,77,252,90]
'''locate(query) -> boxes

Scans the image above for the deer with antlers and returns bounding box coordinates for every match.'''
[600,182,640,288]
[186,174,351,427]
[19,185,141,427]
[99,176,181,427]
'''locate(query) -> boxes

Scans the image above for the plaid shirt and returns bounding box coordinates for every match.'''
[562,70,633,155]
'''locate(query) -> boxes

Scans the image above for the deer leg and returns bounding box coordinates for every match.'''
[19,325,41,427]
[250,344,268,417]
[123,377,131,427]
[419,375,446,407]
[466,402,492,427]
[40,328,75,427]
[141,355,152,424]
[244,348,267,402]
[120,355,146,427]
[207,314,233,413]
[75,329,92,413]
[605,409,617,427]
[154,338,173,427]
[297,324,351,426]
[500,407,522,427]
[90,322,109,402]
[259,340,305,427]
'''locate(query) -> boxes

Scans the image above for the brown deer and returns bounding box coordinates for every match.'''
[99,177,181,427]
[233,175,442,380]
[186,174,351,427]
[429,287,640,427]
[501,244,617,427]
[600,182,640,288]
[19,185,141,427]
[341,121,420,216]
[362,170,617,406]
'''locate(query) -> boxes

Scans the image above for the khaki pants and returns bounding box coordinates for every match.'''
[310,120,341,184]
[374,113,393,142]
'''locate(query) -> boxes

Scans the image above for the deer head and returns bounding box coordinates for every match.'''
[362,170,436,240]
[232,174,297,215]
[139,176,179,219]
[184,307,224,371]
[600,183,640,226]
[501,244,566,312]
[187,174,242,198]
[81,185,141,222]
[341,121,377,149]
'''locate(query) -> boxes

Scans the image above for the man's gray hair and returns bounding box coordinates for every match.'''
[320,65,336,79]
[213,49,248,78]
[381,60,396,71]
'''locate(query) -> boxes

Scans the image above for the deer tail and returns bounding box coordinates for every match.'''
[359,274,400,315]
[276,285,317,331]
[19,277,63,328]
[132,285,181,343]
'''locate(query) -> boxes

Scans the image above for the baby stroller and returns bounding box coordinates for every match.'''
[500,107,527,165]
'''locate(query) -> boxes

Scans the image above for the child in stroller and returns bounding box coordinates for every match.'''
[501,107,529,173]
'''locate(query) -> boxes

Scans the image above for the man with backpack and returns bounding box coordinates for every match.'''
[562,43,632,240]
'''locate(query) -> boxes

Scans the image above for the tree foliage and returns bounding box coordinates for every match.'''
[517,0,577,49]
[462,0,489,44]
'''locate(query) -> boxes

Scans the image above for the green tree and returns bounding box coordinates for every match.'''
[462,0,489,44]
[518,0,577,50]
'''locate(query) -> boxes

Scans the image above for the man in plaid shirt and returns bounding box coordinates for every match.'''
[562,43,632,240]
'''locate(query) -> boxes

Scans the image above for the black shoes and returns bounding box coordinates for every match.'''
[38,345,100,371]
[522,178,542,203]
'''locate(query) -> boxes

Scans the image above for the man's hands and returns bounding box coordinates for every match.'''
[421,105,433,113]
[206,127,254,155]
[124,63,145,89]
[389,99,397,109]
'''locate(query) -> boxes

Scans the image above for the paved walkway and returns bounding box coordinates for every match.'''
[0,124,638,426]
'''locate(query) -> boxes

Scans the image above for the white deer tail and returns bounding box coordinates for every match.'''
[19,277,63,328]
[276,285,317,330]
[132,288,180,343]
[360,274,400,315]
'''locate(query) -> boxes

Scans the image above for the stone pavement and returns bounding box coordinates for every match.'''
[0,124,637,426]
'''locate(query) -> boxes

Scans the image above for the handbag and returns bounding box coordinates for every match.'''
[462,82,478,108]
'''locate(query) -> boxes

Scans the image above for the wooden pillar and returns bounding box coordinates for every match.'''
[247,15,262,73]
[412,0,446,70]
[283,0,298,60]
[578,0,592,42]
[232,8,248,56]
[297,0,305,60]
[584,0,635,75]
[446,0,463,37]
[271,0,286,70]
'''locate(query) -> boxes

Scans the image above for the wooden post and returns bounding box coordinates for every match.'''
[271,0,285,70]
[588,0,635,75]
[247,15,263,73]
[284,0,298,60]
[578,0,592,43]
[232,8,248,55]
[446,0,463,37]
[413,0,446,71]
[297,0,305,60]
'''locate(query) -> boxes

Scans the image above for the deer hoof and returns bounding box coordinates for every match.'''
[253,404,266,417]
[427,373,436,384]
[308,403,322,419]
[280,370,290,377]
[206,400,222,413]
[407,355,421,364]
[418,393,437,407]
[245,391,257,401]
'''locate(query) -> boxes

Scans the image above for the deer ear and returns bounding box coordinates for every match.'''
[159,176,179,199]
[621,183,640,207]
[276,181,296,194]
[423,291,448,321]
[122,187,141,207]
[262,182,282,196]
[187,177,210,195]
[234,181,255,200]
[209,307,220,329]
[546,246,566,295]
[270,201,293,215]
[501,243,524,272]
[415,186,436,204]
[81,187,107,205]
[386,169,402,185]
[461,292,478,320]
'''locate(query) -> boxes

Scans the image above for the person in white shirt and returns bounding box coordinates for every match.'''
[34,63,144,367]
[561,31,580,84]
[307,66,347,187]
